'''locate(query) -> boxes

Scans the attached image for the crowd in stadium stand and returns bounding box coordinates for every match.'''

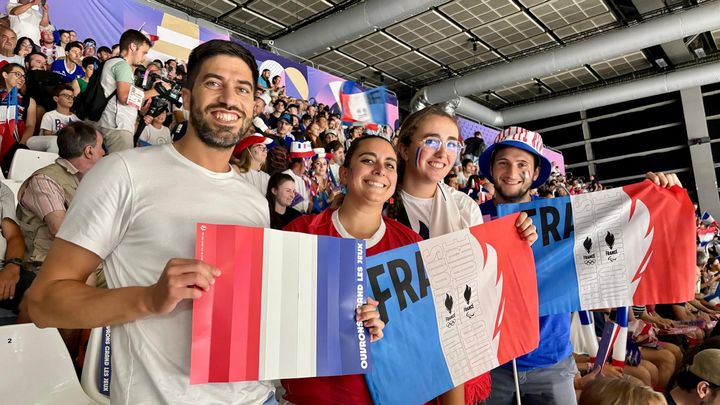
[0,2,719,404]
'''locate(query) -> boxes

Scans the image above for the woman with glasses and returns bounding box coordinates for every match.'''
[13,36,36,58]
[231,133,272,195]
[386,105,537,405]
[0,63,37,169]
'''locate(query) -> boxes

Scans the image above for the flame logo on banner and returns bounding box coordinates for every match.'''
[464,285,472,304]
[444,293,453,313]
[627,199,654,293]
[605,231,615,250]
[583,237,593,254]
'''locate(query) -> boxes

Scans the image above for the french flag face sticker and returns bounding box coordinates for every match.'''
[497,180,696,315]
[190,225,368,383]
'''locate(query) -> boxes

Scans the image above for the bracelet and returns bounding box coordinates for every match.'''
[4,258,24,269]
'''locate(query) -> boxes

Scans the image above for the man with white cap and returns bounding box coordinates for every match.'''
[480,126,683,404]
[283,140,314,213]
[665,348,720,405]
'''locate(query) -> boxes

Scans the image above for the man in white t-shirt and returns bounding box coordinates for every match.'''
[97,29,164,153]
[0,27,23,65]
[7,0,49,44]
[39,83,77,134]
[27,40,276,404]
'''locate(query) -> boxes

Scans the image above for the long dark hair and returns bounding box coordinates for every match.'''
[386,105,458,220]
[266,172,295,229]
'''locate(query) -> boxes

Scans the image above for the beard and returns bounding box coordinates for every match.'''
[494,181,532,203]
[190,102,248,149]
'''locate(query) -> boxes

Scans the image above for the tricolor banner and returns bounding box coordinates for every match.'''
[497,180,695,315]
[364,214,539,405]
[190,224,369,383]
[339,81,388,125]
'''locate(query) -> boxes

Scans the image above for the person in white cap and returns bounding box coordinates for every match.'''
[231,133,273,196]
[478,126,684,405]
[665,348,720,405]
[283,140,314,213]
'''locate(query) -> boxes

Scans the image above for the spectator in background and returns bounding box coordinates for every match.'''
[665,348,720,405]
[13,36,35,59]
[0,64,37,154]
[39,83,76,135]
[110,43,119,56]
[82,38,96,57]
[463,130,486,164]
[76,56,98,93]
[137,109,171,147]
[231,133,271,196]
[50,41,84,83]
[257,68,270,91]
[456,158,475,188]
[0,27,24,64]
[38,26,56,64]
[269,75,284,98]
[325,140,344,190]
[309,148,334,213]
[96,45,111,62]
[55,29,69,60]
[284,141,313,213]
[267,98,285,129]
[7,0,49,44]
[23,50,45,70]
[444,172,459,189]
[97,30,159,153]
[17,121,104,267]
[67,29,76,42]
[579,377,667,405]
[266,172,301,230]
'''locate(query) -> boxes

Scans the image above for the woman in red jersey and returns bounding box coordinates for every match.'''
[282,135,423,405]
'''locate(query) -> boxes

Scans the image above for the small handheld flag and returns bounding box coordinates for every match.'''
[339,81,388,126]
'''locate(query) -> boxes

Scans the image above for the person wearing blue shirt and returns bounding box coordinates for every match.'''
[477,127,577,405]
[50,41,85,84]
[479,127,685,404]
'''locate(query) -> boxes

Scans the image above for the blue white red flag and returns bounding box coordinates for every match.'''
[339,81,388,125]
[190,224,368,383]
[497,180,696,315]
[364,214,539,405]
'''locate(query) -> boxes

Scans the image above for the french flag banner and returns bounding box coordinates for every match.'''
[364,214,539,405]
[190,224,369,383]
[497,180,696,315]
[339,81,388,125]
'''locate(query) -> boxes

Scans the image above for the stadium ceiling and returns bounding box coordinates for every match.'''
[153,0,720,109]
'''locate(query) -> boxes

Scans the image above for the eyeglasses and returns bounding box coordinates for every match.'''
[9,71,25,79]
[418,136,461,154]
[252,144,267,152]
[59,94,75,100]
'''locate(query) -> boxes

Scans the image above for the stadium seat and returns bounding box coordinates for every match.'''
[1,179,22,206]
[8,149,59,182]
[0,323,98,404]
[27,135,60,154]
[81,326,111,404]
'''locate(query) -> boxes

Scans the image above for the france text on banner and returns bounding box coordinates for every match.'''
[364,214,539,405]
[190,224,369,383]
[496,180,696,315]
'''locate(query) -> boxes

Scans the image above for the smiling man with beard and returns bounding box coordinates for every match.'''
[26,40,277,404]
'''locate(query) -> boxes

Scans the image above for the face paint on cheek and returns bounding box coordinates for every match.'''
[414,147,422,168]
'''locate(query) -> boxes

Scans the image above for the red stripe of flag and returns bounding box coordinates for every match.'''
[228,227,264,381]
[208,225,237,382]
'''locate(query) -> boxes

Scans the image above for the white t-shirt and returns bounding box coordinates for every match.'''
[401,182,483,239]
[282,169,309,214]
[57,144,274,405]
[0,54,24,65]
[6,4,42,43]
[238,169,270,197]
[98,57,137,132]
[40,110,77,134]
[138,124,172,146]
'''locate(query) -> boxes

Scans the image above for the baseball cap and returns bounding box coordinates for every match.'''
[689,349,720,386]
[232,133,272,157]
[478,126,552,189]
